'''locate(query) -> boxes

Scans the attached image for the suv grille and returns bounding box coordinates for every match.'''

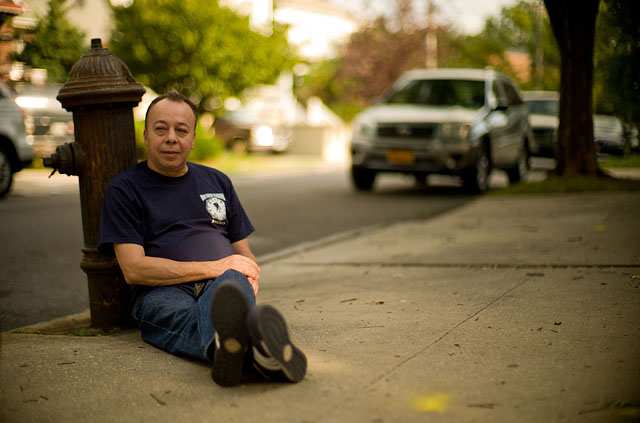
[377,124,435,139]
[532,128,555,143]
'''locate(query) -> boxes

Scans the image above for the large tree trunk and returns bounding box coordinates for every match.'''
[544,0,600,176]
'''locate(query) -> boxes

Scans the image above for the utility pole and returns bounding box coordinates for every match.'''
[426,0,438,68]
[535,0,544,89]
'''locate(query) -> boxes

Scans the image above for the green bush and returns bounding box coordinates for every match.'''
[134,120,146,160]
[599,153,640,169]
[192,126,225,161]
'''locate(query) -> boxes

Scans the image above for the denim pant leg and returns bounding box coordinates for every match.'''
[132,269,257,363]
[132,286,207,360]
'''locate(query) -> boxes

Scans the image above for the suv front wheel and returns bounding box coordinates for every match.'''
[462,142,491,194]
[0,145,14,198]
[351,166,377,191]
[506,146,529,184]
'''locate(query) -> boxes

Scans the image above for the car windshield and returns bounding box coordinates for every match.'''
[525,99,558,116]
[386,79,485,109]
[13,84,67,114]
[594,116,623,133]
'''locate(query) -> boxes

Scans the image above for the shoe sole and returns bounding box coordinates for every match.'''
[210,281,251,387]
[249,305,307,383]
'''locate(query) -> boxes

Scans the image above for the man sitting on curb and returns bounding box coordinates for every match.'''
[97,92,306,386]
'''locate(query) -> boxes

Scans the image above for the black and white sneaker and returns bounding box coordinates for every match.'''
[210,281,252,387]
[246,304,307,383]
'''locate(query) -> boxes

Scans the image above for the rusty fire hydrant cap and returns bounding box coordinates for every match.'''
[57,38,145,110]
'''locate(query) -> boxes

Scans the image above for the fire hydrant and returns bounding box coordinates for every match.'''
[43,38,145,329]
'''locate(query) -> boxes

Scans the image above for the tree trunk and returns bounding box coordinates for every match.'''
[544,0,600,176]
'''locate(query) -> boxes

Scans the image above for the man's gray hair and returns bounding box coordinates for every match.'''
[145,92,198,129]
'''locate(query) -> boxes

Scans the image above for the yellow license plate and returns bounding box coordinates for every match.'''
[386,150,415,165]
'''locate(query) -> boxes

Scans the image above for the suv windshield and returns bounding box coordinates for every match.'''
[386,79,485,109]
[525,99,558,116]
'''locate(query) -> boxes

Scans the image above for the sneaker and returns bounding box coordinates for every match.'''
[210,281,252,386]
[246,304,307,383]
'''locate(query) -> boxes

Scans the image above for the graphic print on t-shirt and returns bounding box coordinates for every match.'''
[200,193,227,225]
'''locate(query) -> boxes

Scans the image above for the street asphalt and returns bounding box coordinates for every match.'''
[1,173,639,422]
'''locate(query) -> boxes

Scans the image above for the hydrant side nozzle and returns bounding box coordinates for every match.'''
[42,154,58,178]
[42,154,55,168]
[42,142,85,176]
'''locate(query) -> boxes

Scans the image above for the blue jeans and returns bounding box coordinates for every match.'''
[131,269,256,362]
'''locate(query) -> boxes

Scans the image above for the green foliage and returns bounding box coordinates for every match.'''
[134,120,146,160]
[296,17,428,122]
[73,328,104,336]
[295,58,372,122]
[593,0,640,126]
[295,59,340,115]
[13,0,86,83]
[599,153,640,169]
[191,126,225,161]
[109,0,295,112]
[442,1,560,91]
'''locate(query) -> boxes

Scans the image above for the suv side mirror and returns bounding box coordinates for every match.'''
[494,98,509,111]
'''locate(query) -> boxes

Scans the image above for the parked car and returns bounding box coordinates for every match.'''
[523,91,559,158]
[214,108,294,154]
[213,84,304,154]
[13,83,74,157]
[0,82,34,198]
[624,123,639,152]
[350,68,534,193]
[593,114,629,156]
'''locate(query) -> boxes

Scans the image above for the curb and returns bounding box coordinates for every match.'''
[256,222,387,265]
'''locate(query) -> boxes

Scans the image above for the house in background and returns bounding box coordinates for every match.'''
[0,0,29,80]
[221,0,359,61]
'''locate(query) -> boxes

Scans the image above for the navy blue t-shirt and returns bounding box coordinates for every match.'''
[98,161,254,301]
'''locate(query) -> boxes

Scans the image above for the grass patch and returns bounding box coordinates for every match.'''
[27,158,45,170]
[73,327,105,336]
[599,153,640,168]
[491,174,640,195]
[200,152,326,176]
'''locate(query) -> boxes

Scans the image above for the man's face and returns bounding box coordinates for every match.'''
[144,99,196,177]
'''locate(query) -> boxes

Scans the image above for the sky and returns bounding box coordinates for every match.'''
[332,0,519,35]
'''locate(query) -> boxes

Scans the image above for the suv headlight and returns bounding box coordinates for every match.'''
[354,119,376,138]
[15,96,49,109]
[441,122,471,140]
[254,125,274,147]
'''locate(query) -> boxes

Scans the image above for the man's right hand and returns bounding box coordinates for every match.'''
[216,254,260,294]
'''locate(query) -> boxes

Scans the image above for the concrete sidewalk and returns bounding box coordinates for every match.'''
[2,191,639,422]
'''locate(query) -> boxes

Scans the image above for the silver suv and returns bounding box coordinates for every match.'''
[350,68,534,193]
[0,82,34,198]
